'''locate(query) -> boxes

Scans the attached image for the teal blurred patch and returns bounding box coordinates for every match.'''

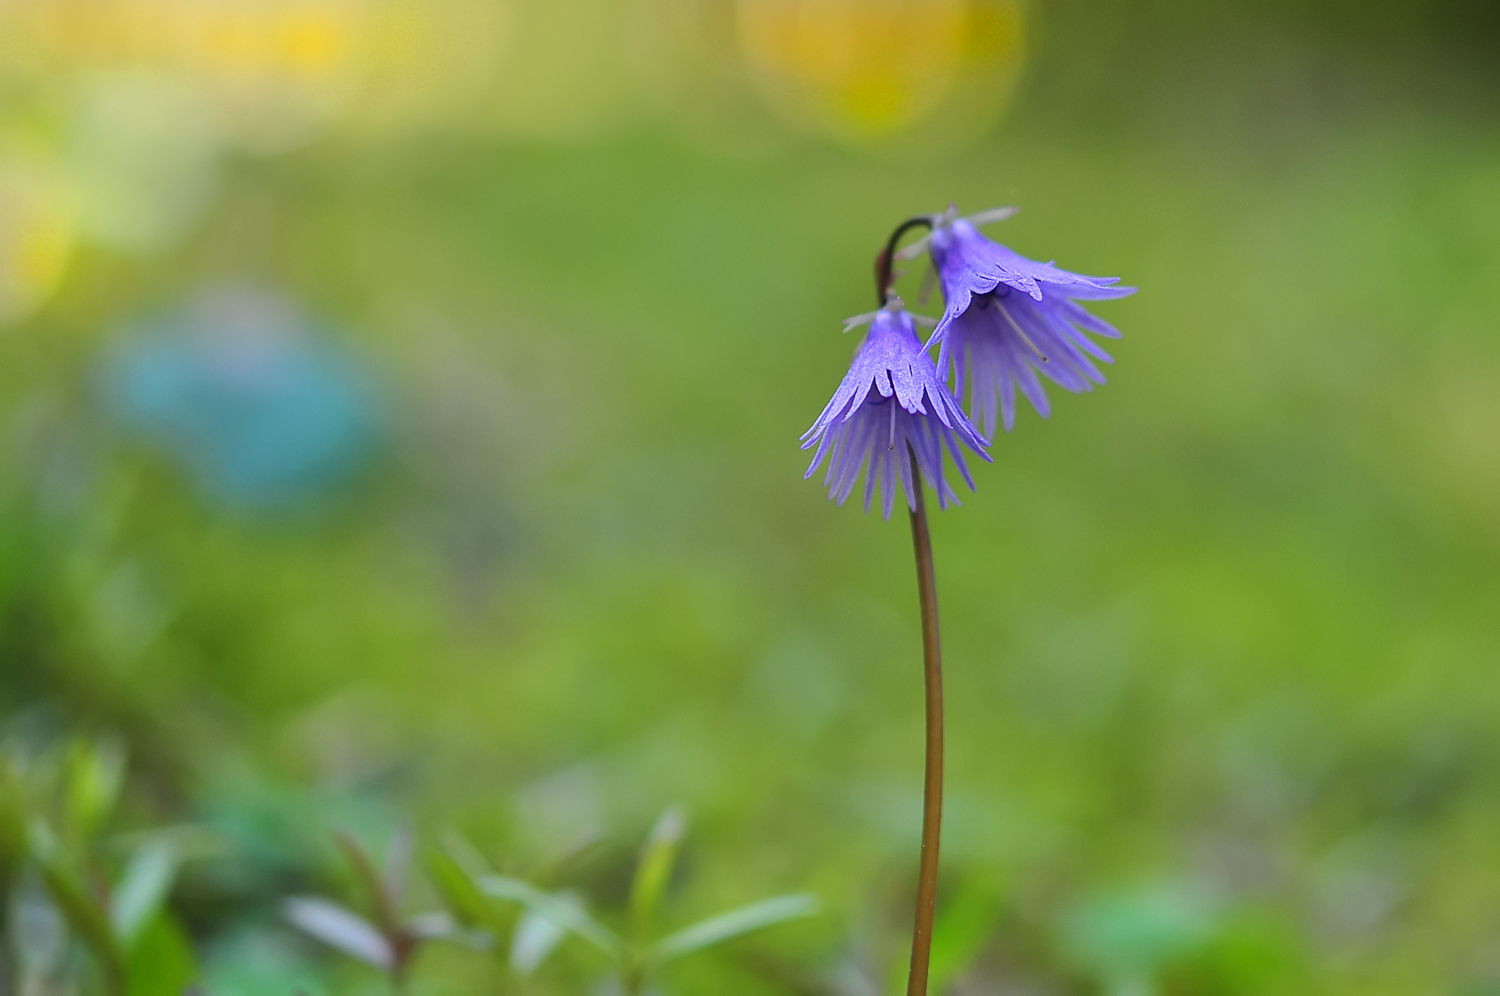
[1061,883,1217,995]
[103,286,381,510]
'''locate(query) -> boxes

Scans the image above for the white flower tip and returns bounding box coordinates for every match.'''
[965,205,1021,227]
[893,235,932,261]
[918,262,938,306]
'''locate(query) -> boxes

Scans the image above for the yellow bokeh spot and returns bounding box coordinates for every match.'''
[12,0,362,91]
[840,74,910,132]
[0,163,74,324]
[279,12,348,76]
[18,214,71,294]
[736,0,1023,140]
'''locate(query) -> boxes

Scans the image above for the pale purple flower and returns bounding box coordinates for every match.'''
[802,297,990,518]
[924,207,1135,436]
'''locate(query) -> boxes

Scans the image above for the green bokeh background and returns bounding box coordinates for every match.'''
[2,1,1499,993]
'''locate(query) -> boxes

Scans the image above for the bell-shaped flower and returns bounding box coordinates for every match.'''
[923,206,1135,436]
[802,297,990,519]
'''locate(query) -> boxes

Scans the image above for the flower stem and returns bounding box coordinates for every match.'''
[877,218,945,996]
[877,217,936,303]
[904,447,944,996]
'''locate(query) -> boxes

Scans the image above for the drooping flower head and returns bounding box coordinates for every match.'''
[918,204,1135,437]
[802,296,990,519]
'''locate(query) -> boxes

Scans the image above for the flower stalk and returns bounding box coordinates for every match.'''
[904,439,944,996]
[879,218,945,996]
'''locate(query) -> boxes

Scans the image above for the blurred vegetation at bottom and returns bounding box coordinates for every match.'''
[3,30,1500,996]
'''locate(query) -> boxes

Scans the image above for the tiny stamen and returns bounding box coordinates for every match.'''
[889,401,898,451]
[995,299,1049,363]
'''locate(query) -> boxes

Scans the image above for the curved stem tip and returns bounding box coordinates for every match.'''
[876,217,935,306]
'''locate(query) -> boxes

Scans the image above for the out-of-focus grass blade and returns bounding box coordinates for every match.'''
[479,874,624,961]
[110,838,179,947]
[28,820,125,988]
[439,829,492,879]
[0,759,27,884]
[64,737,125,843]
[648,894,819,966]
[629,807,685,942]
[510,898,579,976]
[428,848,492,926]
[283,896,394,971]
[427,846,519,948]
[334,830,401,937]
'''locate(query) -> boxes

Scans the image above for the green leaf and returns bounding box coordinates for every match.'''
[29,820,126,992]
[124,913,196,996]
[629,807,685,942]
[439,829,493,878]
[426,846,490,926]
[927,880,1003,994]
[648,894,819,965]
[478,874,625,962]
[64,737,126,843]
[427,847,517,944]
[510,901,576,976]
[111,839,180,948]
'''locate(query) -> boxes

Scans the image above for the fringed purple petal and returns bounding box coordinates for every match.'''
[1003,297,1104,389]
[1056,283,1137,302]
[929,219,1131,433]
[1055,298,1125,339]
[804,296,992,516]
[929,217,1133,408]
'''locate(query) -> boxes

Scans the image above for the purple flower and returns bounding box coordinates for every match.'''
[925,207,1135,436]
[802,297,990,518]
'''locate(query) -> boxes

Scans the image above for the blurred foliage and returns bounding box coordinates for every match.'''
[0,737,203,996]
[1,0,1499,994]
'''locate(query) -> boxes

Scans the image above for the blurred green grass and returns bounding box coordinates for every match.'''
[3,8,1500,993]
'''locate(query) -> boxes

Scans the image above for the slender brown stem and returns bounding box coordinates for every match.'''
[905,449,944,996]
[876,216,935,304]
